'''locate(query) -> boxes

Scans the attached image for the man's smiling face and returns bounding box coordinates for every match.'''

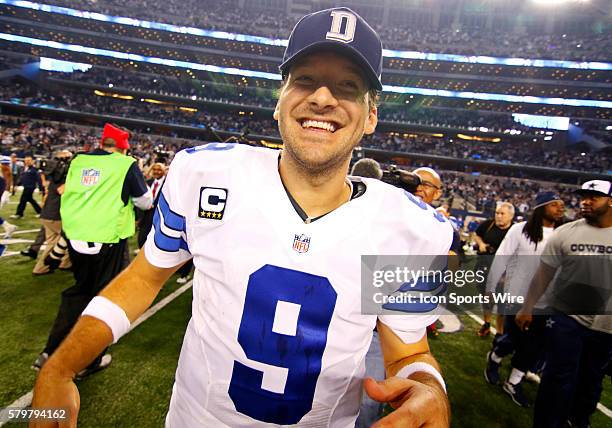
[274,51,377,174]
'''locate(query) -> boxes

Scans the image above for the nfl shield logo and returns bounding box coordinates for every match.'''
[292,234,311,253]
[81,168,100,186]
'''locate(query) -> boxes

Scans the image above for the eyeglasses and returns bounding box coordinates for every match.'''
[418,181,441,190]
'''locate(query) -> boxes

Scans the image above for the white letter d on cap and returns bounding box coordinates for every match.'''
[326,10,356,43]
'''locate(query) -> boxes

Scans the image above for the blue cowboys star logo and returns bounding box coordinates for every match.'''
[545,318,556,328]
[588,182,597,189]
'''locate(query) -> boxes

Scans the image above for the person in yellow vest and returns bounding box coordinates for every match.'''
[32,123,152,377]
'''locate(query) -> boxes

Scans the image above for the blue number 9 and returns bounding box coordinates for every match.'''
[228,265,337,424]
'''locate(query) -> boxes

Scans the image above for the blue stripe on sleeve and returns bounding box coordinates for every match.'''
[151,193,190,253]
[157,192,186,232]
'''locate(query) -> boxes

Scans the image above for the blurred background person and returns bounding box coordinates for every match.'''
[517,180,612,428]
[484,192,565,407]
[474,201,515,337]
[9,153,22,196]
[350,157,383,180]
[413,167,442,206]
[137,162,166,248]
[33,123,151,376]
[11,155,44,219]
[0,156,17,242]
[32,150,73,275]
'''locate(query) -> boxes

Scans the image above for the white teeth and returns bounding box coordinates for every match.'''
[301,120,336,132]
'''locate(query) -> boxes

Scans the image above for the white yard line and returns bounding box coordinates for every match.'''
[0,280,193,425]
[11,229,40,235]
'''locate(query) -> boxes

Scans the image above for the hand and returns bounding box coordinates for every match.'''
[30,364,80,428]
[515,309,532,332]
[364,376,449,428]
[478,243,488,254]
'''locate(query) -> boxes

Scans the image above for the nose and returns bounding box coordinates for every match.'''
[307,85,339,111]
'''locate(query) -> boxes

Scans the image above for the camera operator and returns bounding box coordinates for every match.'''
[380,165,421,194]
[32,150,73,275]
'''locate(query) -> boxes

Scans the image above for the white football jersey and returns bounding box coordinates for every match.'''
[144,143,453,428]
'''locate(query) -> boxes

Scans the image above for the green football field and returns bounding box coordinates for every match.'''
[1,191,610,427]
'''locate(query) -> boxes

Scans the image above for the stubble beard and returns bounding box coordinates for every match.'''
[280,123,360,178]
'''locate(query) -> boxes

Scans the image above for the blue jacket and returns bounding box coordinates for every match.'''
[19,166,43,190]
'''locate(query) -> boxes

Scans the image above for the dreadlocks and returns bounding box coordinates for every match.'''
[522,205,563,249]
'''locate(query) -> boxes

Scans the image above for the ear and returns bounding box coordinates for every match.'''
[363,104,378,135]
[273,101,280,121]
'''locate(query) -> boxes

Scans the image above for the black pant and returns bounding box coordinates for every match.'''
[177,260,193,278]
[16,187,41,216]
[493,313,547,374]
[44,239,129,367]
[30,226,46,253]
[534,313,612,428]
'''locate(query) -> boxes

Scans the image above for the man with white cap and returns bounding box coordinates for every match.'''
[483,191,565,407]
[31,8,452,428]
[517,180,612,427]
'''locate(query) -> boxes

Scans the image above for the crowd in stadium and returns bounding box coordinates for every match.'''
[1,116,584,222]
[51,68,538,133]
[3,80,609,173]
[41,0,611,62]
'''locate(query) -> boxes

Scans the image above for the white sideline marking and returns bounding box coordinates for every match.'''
[12,229,40,235]
[0,280,193,426]
[463,309,611,418]
[0,251,19,257]
[0,239,34,245]
[129,281,193,331]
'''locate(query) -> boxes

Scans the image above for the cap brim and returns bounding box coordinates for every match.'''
[533,199,562,210]
[279,41,382,91]
[574,189,609,197]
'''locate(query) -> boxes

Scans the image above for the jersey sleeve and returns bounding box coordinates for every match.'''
[144,150,192,268]
[377,314,436,344]
[377,192,453,344]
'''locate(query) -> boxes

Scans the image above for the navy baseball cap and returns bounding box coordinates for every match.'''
[280,7,383,90]
[533,191,562,209]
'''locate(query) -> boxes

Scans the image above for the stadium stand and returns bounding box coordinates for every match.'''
[21,0,612,61]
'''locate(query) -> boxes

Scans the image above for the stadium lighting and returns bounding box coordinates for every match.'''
[3,33,612,109]
[39,57,91,73]
[512,114,570,130]
[531,0,587,5]
[1,0,609,71]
